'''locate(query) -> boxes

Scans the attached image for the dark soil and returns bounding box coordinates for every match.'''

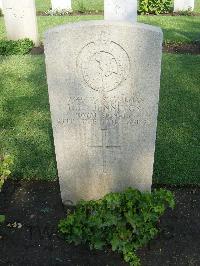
[163,43,200,55]
[35,11,200,17]
[1,181,200,266]
[31,43,200,55]
[30,45,44,55]
[36,11,103,16]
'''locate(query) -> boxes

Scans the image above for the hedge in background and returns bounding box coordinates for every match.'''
[0,39,34,56]
[139,0,173,14]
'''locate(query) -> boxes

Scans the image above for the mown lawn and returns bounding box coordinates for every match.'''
[35,0,51,12]
[0,15,199,44]
[139,16,200,43]
[72,0,104,12]
[196,0,200,12]
[35,0,200,12]
[0,54,199,184]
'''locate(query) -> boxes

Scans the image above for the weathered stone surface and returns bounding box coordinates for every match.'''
[174,0,194,11]
[44,21,163,205]
[104,0,137,23]
[51,0,72,11]
[3,0,38,45]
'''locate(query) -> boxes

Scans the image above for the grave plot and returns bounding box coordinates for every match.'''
[0,0,199,265]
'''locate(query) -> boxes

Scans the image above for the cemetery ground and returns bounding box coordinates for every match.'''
[0,180,200,265]
[0,15,199,44]
[0,8,200,266]
[0,56,200,264]
[0,53,199,184]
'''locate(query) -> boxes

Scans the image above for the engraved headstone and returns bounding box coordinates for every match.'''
[174,0,194,11]
[44,21,163,205]
[2,0,38,45]
[104,0,137,23]
[51,0,72,11]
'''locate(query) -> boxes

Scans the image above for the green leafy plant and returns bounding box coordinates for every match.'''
[76,0,87,13]
[59,188,175,265]
[0,155,13,191]
[0,38,34,56]
[0,215,5,224]
[0,9,3,17]
[139,0,173,14]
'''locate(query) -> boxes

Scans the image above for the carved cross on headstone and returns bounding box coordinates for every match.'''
[90,128,121,173]
[44,21,163,204]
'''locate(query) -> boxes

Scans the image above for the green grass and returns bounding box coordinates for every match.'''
[139,16,200,44]
[37,15,102,40]
[0,55,57,180]
[0,15,199,44]
[195,0,200,12]
[34,0,200,12]
[35,0,51,12]
[154,54,200,184]
[0,54,199,184]
[0,18,5,39]
[72,0,103,12]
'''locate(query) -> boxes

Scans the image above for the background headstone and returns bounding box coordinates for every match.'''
[51,0,72,11]
[45,21,163,205]
[104,0,137,23]
[174,0,194,11]
[3,0,39,45]
[0,0,3,11]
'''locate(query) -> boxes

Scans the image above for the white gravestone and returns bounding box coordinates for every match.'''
[3,0,38,45]
[0,0,3,11]
[51,0,72,11]
[174,0,194,11]
[104,0,137,23]
[44,21,163,205]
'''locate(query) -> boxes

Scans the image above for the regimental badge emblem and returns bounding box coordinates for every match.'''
[77,31,130,93]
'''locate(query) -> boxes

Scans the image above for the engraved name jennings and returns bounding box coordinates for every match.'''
[55,94,150,127]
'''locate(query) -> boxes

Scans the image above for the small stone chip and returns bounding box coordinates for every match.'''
[17,223,22,229]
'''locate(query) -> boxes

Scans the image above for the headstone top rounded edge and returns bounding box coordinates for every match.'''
[44,21,163,39]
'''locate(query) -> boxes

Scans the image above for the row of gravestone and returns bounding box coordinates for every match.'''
[0,0,72,12]
[0,0,196,13]
[0,0,196,14]
[1,0,195,47]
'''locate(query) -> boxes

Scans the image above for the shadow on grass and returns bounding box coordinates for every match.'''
[139,16,200,43]
[163,18,200,43]
[153,53,200,184]
[0,53,199,185]
[0,55,57,180]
